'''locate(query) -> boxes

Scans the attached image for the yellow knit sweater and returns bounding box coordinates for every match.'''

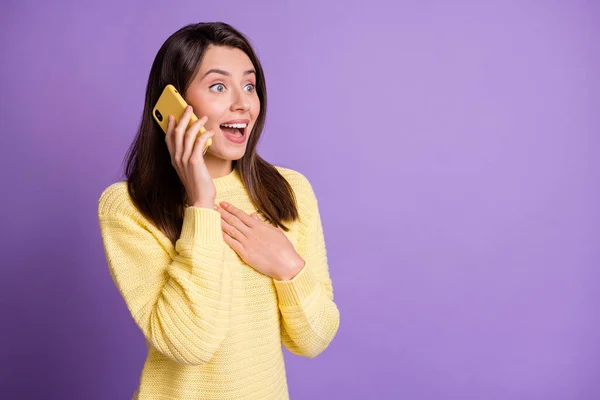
[97,166,340,400]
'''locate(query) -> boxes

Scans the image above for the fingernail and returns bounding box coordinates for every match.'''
[221,202,228,208]
[186,105,192,111]
[214,205,218,210]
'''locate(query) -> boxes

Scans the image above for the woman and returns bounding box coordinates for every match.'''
[97,22,340,399]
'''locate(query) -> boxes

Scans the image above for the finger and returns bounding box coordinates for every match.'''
[223,232,246,258]
[182,115,208,164]
[219,207,250,236]
[174,105,194,163]
[220,219,240,238]
[190,130,215,165]
[251,212,259,220]
[220,202,256,228]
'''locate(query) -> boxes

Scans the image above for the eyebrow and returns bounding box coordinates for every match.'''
[202,68,256,78]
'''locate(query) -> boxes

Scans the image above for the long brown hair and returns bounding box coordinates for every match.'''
[122,22,298,245]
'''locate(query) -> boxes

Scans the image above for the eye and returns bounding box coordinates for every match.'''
[209,83,226,93]
[243,84,255,92]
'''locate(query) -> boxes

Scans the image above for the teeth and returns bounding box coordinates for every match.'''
[221,123,247,129]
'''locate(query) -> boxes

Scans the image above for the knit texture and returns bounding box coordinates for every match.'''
[97,166,340,400]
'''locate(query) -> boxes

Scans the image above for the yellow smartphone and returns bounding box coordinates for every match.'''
[152,84,212,151]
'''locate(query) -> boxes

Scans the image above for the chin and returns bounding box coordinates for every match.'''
[209,146,248,161]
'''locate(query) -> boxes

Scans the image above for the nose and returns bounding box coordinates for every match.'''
[231,88,250,112]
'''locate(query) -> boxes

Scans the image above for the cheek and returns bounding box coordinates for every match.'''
[251,97,261,119]
[191,96,227,127]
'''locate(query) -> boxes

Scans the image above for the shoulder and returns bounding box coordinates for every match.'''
[275,166,315,196]
[97,181,138,218]
[274,166,320,222]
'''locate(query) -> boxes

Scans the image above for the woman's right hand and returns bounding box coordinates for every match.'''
[165,105,216,209]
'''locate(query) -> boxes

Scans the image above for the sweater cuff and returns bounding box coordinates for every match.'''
[180,206,222,245]
[273,261,320,307]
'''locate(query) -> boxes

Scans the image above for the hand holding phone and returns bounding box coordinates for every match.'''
[156,85,217,208]
[152,84,213,152]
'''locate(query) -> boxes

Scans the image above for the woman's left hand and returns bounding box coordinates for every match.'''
[217,202,305,281]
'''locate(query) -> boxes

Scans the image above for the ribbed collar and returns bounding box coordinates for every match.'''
[183,168,244,207]
[213,167,243,192]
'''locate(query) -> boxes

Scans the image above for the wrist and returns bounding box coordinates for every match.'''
[191,201,216,210]
[274,258,306,281]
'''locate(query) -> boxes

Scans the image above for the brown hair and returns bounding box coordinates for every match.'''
[122,22,298,245]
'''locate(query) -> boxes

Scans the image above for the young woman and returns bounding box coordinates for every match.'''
[97,22,340,399]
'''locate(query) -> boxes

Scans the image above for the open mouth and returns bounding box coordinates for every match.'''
[220,123,247,138]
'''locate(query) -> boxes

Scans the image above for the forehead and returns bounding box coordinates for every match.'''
[199,45,254,72]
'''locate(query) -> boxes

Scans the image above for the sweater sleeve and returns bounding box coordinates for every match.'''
[272,175,340,358]
[97,185,232,366]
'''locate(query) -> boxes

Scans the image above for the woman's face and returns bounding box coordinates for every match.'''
[184,45,260,161]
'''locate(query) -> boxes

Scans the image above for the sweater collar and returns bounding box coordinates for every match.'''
[213,167,243,192]
[184,168,244,207]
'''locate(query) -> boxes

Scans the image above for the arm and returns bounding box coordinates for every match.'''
[272,176,340,358]
[97,185,232,366]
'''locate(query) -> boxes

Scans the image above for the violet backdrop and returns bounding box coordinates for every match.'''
[1,0,599,399]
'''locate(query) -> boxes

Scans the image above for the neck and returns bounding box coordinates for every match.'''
[203,152,235,179]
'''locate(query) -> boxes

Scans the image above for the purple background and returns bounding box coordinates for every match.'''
[1,1,598,399]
